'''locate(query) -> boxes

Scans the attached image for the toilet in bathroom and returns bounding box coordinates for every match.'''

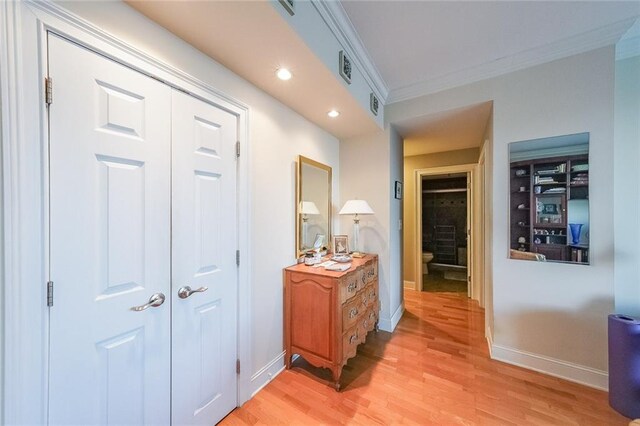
[422,251,434,274]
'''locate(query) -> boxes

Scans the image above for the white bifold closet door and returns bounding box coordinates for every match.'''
[48,33,172,425]
[171,89,238,425]
[48,33,238,426]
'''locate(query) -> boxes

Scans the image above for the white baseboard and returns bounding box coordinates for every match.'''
[490,343,608,391]
[379,302,404,332]
[250,351,286,398]
[403,280,416,290]
[485,326,493,358]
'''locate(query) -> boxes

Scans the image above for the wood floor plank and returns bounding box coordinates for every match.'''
[221,290,630,425]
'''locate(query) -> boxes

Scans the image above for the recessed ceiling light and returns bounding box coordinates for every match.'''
[327,110,340,118]
[276,68,292,81]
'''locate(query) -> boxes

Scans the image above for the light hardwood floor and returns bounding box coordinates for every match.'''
[221,290,629,425]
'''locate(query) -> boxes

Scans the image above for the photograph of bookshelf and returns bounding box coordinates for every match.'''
[510,154,589,264]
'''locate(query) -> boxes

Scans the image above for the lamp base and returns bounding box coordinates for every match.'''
[351,251,366,258]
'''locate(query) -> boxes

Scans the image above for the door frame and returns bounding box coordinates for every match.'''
[1,2,252,423]
[414,164,480,298]
[476,149,486,308]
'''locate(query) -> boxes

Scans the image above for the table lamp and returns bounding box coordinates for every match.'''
[300,201,320,249]
[339,199,374,257]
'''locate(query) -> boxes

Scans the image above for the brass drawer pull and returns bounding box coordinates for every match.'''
[348,282,356,292]
[349,333,358,344]
[349,308,358,318]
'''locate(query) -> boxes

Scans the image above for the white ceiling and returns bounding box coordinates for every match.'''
[126,0,380,140]
[127,0,639,145]
[343,1,637,155]
[397,101,492,157]
[341,1,640,102]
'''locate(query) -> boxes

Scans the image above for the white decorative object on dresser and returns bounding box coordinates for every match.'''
[283,254,379,390]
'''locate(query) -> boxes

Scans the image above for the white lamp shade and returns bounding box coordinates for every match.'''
[339,199,374,215]
[299,201,320,215]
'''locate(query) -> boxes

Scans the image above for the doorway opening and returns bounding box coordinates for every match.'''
[421,173,469,292]
[413,162,478,298]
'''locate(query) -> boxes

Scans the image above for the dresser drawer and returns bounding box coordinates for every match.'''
[339,269,361,303]
[342,325,360,363]
[365,308,377,330]
[366,284,377,308]
[357,308,375,334]
[357,287,369,312]
[359,266,368,287]
[365,262,378,283]
[342,297,362,331]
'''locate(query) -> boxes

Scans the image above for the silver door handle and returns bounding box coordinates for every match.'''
[178,286,208,299]
[131,293,165,311]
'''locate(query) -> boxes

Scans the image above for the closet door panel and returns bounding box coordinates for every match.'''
[171,90,238,426]
[48,33,172,425]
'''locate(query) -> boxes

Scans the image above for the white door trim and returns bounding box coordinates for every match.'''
[414,164,478,295]
[1,2,253,423]
[477,148,487,308]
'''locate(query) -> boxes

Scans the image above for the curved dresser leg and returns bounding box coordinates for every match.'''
[285,352,292,369]
[332,366,343,391]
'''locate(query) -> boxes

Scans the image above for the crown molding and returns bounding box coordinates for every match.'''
[311,0,389,103]
[616,18,640,60]
[388,17,638,104]
[616,35,640,60]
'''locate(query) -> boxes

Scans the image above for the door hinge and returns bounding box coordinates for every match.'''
[236,250,240,266]
[236,359,240,374]
[235,141,240,158]
[45,77,53,105]
[47,281,54,307]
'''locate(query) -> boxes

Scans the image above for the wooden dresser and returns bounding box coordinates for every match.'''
[283,254,379,390]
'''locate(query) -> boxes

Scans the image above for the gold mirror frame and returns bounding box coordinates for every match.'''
[296,156,332,257]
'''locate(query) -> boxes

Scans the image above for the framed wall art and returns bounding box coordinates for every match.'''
[394,181,403,200]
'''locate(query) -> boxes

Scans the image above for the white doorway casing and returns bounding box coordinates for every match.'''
[414,164,482,302]
[0,1,251,424]
[476,149,487,308]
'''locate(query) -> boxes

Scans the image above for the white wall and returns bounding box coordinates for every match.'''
[0,84,4,423]
[389,126,404,325]
[340,127,403,331]
[53,0,340,394]
[482,118,495,340]
[614,53,640,317]
[387,47,616,388]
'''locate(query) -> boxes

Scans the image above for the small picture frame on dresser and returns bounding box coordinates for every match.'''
[333,235,349,255]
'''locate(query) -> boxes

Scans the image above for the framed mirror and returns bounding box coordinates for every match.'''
[296,156,332,257]
[509,133,589,264]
